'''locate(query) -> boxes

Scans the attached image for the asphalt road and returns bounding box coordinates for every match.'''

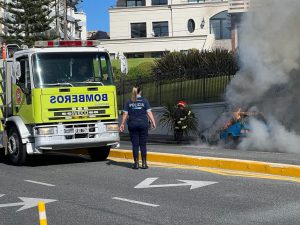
[0,152,300,225]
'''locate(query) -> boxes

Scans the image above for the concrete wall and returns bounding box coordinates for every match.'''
[120,102,227,136]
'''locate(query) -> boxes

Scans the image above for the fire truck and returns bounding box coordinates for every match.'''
[0,40,125,165]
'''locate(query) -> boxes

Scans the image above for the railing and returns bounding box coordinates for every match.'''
[116,74,234,109]
[228,0,250,13]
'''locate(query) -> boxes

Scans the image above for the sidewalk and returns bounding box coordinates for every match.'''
[120,133,300,166]
[115,134,300,179]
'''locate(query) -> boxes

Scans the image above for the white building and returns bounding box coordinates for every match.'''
[101,0,233,58]
[49,1,87,40]
[0,0,87,41]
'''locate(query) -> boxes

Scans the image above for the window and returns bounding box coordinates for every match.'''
[16,57,31,104]
[151,51,168,58]
[152,0,168,5]
[126,53,145,58]
[17,57,30,89]
[32,52,113,87]
[189,0,223,2]
[210,11,231,40]
[187,19,195,33]
[131,23,147,38]
[126,0,145,7]
[152,21,169,37]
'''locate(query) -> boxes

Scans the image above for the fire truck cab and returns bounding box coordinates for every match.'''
[0,40,123,165]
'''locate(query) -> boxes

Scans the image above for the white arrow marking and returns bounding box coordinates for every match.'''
[113,197,159,207]
[24,180,55,187]
[134,177,217,190]
[0,194,4,198]
[0,197,57,212]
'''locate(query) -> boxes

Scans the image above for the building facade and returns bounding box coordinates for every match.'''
[101,0,233,58]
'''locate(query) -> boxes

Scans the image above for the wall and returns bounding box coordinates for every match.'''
[119,102,227,136]
[100,35,206,55]
[105,2,229,55]
[109,2,228,39]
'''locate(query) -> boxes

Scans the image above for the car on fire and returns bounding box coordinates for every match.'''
[200,110,267,148]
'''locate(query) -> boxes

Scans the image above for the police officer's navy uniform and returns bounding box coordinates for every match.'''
[123,95,151,168]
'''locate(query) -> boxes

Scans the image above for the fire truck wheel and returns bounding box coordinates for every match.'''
[7,126,27,166]
[88,146,110,161]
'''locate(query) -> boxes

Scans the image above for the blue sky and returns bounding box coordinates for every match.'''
[78,0,116,32]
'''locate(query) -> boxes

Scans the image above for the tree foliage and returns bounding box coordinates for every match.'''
[0,0,57,46]
[152,48,238,82]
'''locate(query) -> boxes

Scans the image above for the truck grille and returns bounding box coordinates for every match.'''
[64,123,97,139]
[48,106,111,121]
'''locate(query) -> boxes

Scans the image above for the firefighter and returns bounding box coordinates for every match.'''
[174,101,192,144]
[120,86,156,169]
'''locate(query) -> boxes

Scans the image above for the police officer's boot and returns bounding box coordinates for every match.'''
[132,157,139,169]
[141,156,148,169]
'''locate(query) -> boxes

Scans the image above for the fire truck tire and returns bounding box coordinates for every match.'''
[88,146,110,161]
[7,126,27,166]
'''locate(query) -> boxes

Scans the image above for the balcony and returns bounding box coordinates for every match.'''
[228,0,249,13]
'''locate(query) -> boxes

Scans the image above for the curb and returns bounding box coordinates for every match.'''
[110,149,300,179]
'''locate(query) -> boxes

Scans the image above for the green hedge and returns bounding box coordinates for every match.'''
[111,58,154,81]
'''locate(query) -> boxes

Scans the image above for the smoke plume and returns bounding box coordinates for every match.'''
[225,0,300,152]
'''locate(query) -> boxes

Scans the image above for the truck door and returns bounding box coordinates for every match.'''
[14,56,34,123]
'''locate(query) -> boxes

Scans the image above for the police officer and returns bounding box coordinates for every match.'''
[120,87,156,169]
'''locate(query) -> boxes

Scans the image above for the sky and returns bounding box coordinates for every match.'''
[78,0,116,32]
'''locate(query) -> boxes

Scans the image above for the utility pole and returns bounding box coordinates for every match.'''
[63,0,68,40]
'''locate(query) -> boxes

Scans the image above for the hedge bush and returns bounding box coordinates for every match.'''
[152,48,238,82]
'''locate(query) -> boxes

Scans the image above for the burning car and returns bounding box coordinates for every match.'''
[200,109,267,148]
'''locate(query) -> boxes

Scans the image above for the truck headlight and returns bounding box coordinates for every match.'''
[36,127,56,135]
[106,124,119,131]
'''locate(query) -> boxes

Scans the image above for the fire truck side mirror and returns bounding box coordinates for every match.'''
[13,61,21,80]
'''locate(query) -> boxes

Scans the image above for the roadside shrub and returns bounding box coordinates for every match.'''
[153,48,238,82]
[159,102,199,137]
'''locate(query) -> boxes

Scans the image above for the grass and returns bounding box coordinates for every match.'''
[111,58,155,71]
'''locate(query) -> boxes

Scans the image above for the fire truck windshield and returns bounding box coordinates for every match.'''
[32,52,113,87]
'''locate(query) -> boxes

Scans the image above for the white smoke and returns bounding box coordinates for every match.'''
[238,118,300,153]
[225,0,300,152]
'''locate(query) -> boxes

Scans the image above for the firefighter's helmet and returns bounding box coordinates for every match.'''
[177,100,186,108]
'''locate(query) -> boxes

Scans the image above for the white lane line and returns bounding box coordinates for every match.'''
[112,197,159,207]
[24,180,56,187]
[0,194,4,198]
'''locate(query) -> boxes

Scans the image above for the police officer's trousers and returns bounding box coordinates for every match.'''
[128,121,148,159]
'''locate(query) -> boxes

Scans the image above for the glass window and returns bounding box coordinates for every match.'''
[187,19,195,33]
[152,21,169,37]
[210,11,231,40]
[152,0,168,5]
[126,53,145,58]
[131,23,147,38]
[126,0,145,7]
[188,0,205,3]
[151,51,168,58]
[32,52,113,87]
